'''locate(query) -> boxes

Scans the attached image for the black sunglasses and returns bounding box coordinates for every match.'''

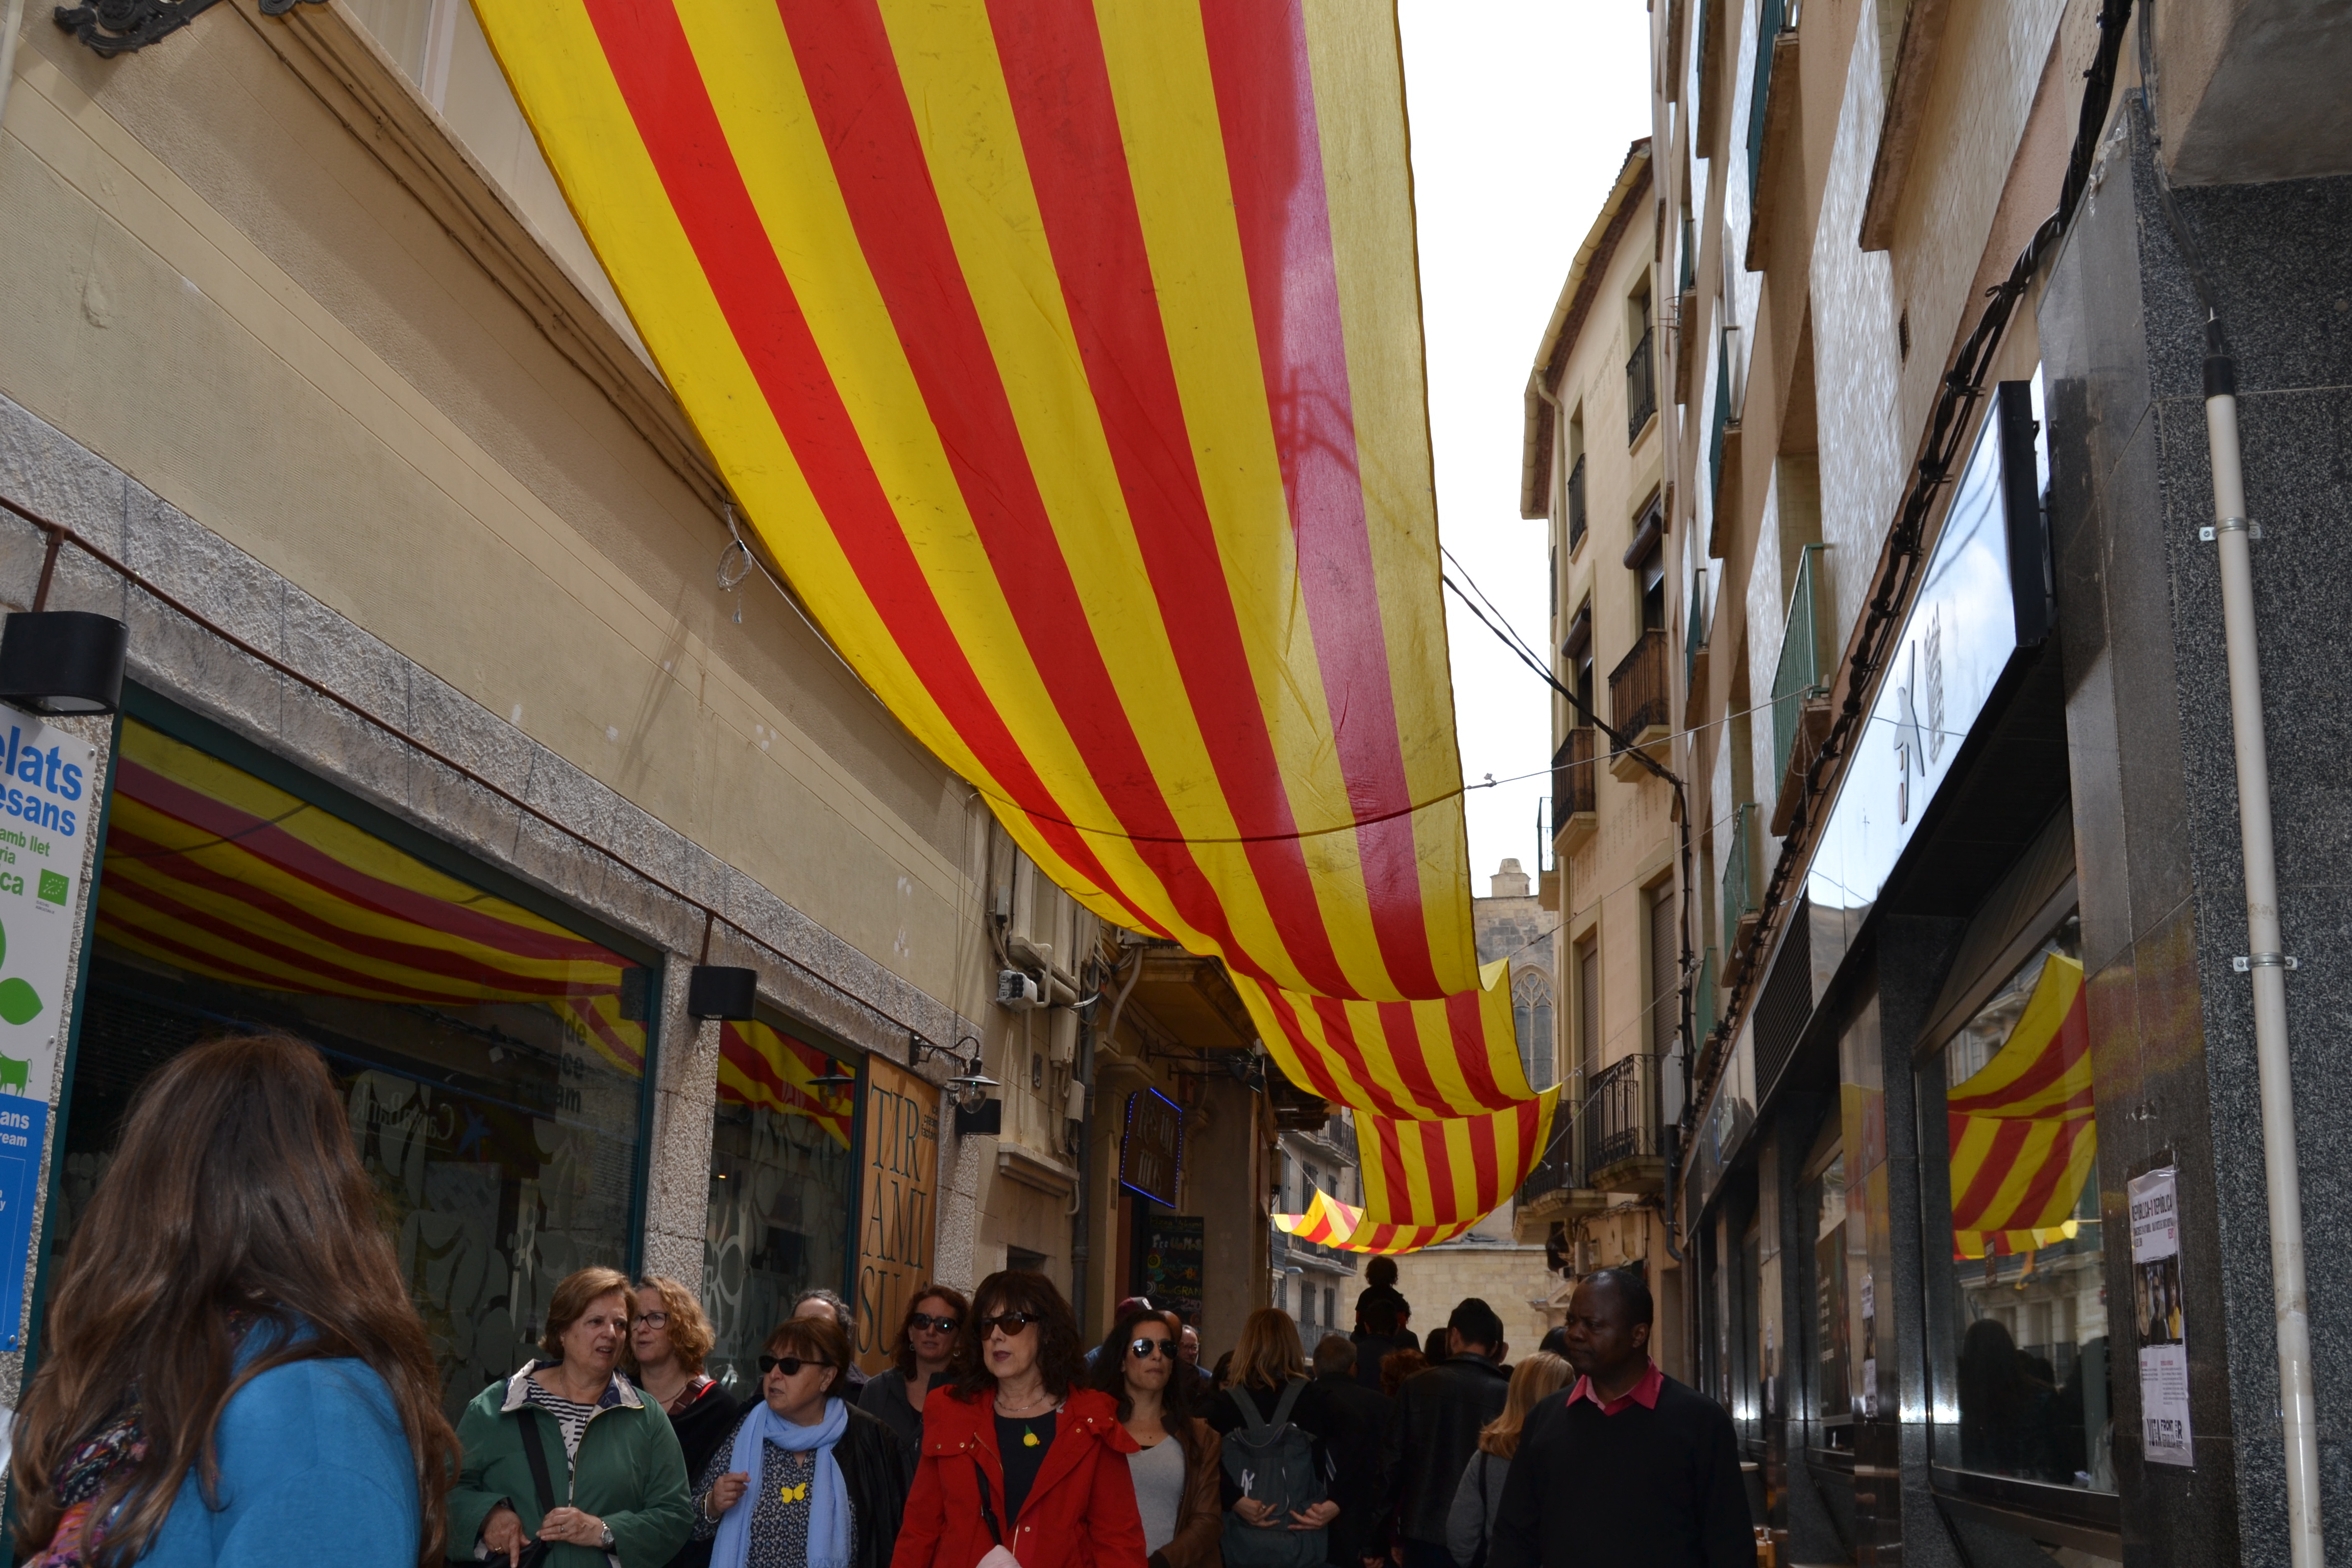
[757,1355,817,1377]
[1129,1337,1179,1360]
[910,1312,962,1333]
[976,1311,1043,1337]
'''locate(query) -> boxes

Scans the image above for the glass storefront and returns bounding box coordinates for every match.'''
[57,713,655,1421]
[703,1015,860,1399]
[1921,914,2112,1492]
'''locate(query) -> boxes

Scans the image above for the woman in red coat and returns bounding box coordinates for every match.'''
[889,1270,1146,1568]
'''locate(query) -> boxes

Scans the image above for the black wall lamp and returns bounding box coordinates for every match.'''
[686,964,758,1020]
[0,611,128,715]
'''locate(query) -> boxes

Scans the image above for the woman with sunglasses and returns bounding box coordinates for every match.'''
[860,1286,970,1463]
[890,1270,1145,1568]
[1086,1305,1222,1568]
[692,1315,911,1568]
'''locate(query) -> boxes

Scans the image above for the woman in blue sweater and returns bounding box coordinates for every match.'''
[8,1032,456,1568]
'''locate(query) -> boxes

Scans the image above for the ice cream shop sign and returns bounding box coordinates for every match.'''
[0,704,100,1351]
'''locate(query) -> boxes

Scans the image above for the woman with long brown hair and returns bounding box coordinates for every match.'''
[889,1270,1144,1568]
[10,1032,457,1568]
[1085,1304,1220,1568]
[1444,1352,1571,1568]
[857,1285,968,1461]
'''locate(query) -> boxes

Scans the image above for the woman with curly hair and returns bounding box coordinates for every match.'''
[1087,1304,1220,1568]
[631,1277,743,1568]
[859,1285,968,1462]
[888,1271,1144,1568]
[10,1033,456,1568]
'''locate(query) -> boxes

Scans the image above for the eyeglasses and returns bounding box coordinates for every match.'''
[1129,1337,1178,1360]
[633,1311,670,1329]
[976,1311,1042,1337]
[757,1355,815,1377]
[910,1312,962,1334]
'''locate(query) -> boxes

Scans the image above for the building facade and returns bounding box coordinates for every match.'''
[1622,0,2352,1563]
[0,0,1281,1435]
[1517,146,1689,1377]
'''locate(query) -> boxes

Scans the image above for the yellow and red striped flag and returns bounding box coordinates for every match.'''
[1948,955,2095,1258]
[1274,1188,1479,1256]
[470,0,1541,1129]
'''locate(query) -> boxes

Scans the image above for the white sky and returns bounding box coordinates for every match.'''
[1398,2,1653,892]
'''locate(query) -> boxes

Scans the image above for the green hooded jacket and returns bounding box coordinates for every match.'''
[451,1366,694,1568]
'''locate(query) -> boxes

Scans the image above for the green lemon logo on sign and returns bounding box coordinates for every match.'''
[0,918,42,1027]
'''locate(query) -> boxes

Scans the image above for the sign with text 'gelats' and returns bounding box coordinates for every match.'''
[0,703,99,1351]
[855,1052,940,1375]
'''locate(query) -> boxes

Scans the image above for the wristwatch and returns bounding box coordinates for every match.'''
[599,1526,616,1552]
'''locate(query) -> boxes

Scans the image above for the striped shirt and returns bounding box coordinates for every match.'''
[526,1380,602,1466]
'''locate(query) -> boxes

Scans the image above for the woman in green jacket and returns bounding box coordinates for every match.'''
[453,1266,695,1568]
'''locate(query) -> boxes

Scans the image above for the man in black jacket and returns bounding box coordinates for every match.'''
[1382,1297,1511,1568]
[1490,1268,1752,1568]
[1311,1333,1396,1567]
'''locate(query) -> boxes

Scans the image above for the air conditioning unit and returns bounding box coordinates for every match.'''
[995,969,1045,1010]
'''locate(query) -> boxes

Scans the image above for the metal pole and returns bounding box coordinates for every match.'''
[2203,361,2323,1566]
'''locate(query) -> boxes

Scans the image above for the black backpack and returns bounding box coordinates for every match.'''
[1219,1379,1328,1568]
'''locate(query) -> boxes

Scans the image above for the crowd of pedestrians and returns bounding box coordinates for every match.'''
[2,1032,1756,1568]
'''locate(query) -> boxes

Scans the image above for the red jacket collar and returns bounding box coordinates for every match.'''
[920,1385,1135,1456]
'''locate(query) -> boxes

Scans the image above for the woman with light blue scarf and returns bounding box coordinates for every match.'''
[693,1315,912,1568]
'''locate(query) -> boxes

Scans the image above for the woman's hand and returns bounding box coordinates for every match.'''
[482,1505,526,1567]
[538,1508,608,1548]
[1287,1501,1340,1532]
[1233,1499,1278,1528]
[706,1473,751,1516]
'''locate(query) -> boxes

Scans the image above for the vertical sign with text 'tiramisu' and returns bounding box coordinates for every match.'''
[855,1054,940,1373]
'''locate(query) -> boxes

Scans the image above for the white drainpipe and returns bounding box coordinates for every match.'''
[2203,359,2324,1566]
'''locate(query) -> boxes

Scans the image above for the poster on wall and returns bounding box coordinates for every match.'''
[855,1054,941,1374]
[0,706,99,1353]
[2129,1165,2193,1466]
[1142,1214,1205,1321]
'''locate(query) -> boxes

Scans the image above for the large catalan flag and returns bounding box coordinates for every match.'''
[470,0,1537,1097]
[1947,954,2095,1259]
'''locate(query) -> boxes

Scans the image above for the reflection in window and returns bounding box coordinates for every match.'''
[703,1018,858,1400]
[62,720,650,1421]
[1927,916,2112,1491]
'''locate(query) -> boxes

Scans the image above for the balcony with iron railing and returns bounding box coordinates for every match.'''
[1770,543,1831,834]
[1565,453,1588,552]
[1578,1052,1667,1191]
[1553,727,1597,851]
[1723,802,1762,962]
[1512,1052,1668,1235]
[1626,325,1657,444]
[1606,627,1672,782]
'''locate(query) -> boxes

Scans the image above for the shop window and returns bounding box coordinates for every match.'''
[61,716,655,1421]
[704,1014,860,1399]
[1921,915,2111,1493]
[1800,1128,1850,1453]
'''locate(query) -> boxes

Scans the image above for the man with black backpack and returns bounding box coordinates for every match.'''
[1382,1299,1511,1568]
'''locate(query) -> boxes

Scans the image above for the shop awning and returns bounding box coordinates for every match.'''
[472,0,1545,1141]
[98,721,647,1077]
[1947,954,2095,1258]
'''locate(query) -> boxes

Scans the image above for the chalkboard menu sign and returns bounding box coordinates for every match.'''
[1142,1214,1205,1320]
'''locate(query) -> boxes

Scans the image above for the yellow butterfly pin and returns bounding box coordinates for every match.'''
[779,1482,810,1505]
